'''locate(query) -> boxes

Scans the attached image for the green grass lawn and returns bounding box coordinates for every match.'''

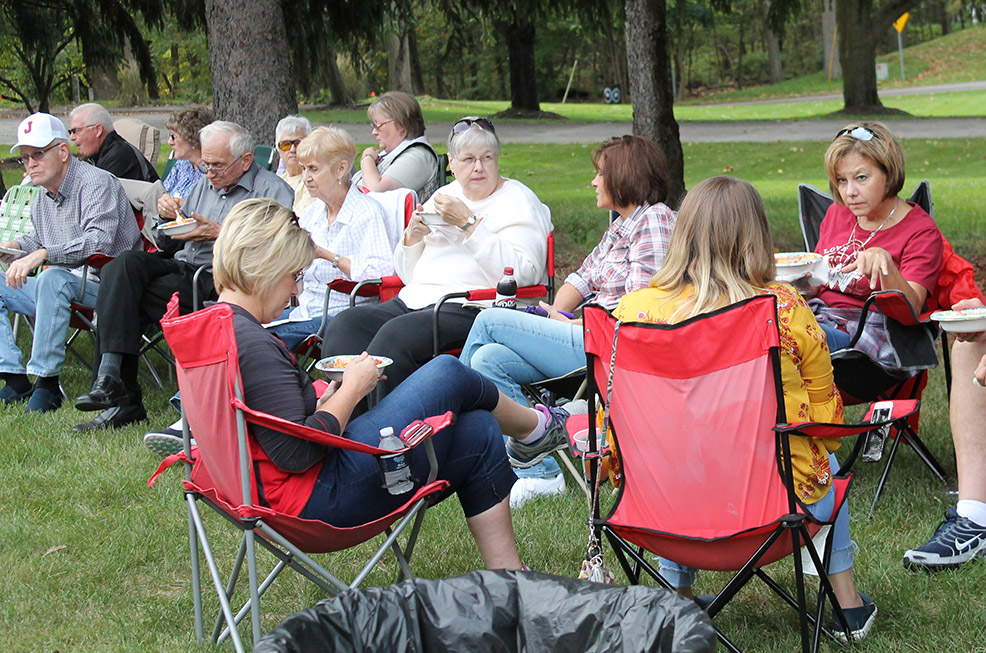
[2,137,986,649]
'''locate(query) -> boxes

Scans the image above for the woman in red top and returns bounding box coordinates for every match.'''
[809,121,943,372]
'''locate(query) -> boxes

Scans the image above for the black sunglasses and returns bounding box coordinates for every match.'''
[452,117,496,135]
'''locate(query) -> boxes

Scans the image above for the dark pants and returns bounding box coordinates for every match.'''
[94,250,214,405]
[319,298,481,395]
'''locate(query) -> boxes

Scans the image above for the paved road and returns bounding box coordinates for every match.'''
[3,80,985,144]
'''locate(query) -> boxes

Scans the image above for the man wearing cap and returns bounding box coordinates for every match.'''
[0,113,140,413]
[73,120,294,431]
[69,103,159,183]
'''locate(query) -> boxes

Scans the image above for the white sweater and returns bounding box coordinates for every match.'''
[395,178,552,310]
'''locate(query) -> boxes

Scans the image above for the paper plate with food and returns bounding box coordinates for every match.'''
[315,355,393,380]
[160,214,197,236]
[930,307,986,333]
[774,252,822,282]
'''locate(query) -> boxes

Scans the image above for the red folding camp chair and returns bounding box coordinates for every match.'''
[798,181,983,515]
[576,298,912,652]
[147,296,451,652]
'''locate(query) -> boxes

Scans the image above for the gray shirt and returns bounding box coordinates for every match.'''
[18,156,140,266]
[166,163,295,267]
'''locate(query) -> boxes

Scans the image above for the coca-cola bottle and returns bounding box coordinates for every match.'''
[493,267,517,309]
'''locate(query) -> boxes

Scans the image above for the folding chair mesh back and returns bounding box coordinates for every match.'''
[0,185,39,242]
[586,299,820,569]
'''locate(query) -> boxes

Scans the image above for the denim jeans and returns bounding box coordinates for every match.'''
[302,355,516,526]
[0,266,99,377]
[819,322,852,352]
[460,308,586,480]
[267,312,330,352]
[658,453,856,588]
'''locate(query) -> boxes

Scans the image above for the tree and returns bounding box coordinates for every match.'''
[837,0,919,113]
[0,0,164,113]
[625,0,685,206]
[202,0,296,144]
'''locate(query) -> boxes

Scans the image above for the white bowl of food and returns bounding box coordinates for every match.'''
[160,215,197,236]
[415,211,447,227]
[775,252,822,282]
[930,308,986,333]
[315,355,394,381]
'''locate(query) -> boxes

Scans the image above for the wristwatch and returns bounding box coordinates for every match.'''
[460,214,478,231]
[330,252,340,268]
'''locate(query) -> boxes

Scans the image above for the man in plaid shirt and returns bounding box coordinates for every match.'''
[0,112,139,413]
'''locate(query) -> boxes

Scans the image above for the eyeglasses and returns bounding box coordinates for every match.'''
[835,126,876,142]
[292,269,305,283]
[452,117,496,136]
[168,132,180,142]
[277,138,303,151]
[17,144,60,166]
[67,124,97,136]
[370,119,394,131]
[203,154,245,176]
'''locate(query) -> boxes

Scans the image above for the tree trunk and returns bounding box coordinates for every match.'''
[203,0,297,145]
[624,0,685,207]
[938,0,951,36]
[170,44,180,95]
[387,33,413,92]
[763,0,783,84]
[407,28,426,96]
[495,17,540,112]
[822,0,840,78]
[838,0,917,113]
[321,46,352,106]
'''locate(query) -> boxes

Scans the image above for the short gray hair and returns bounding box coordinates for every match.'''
[200,120,255,159]
[70,103,114,130]
[447,123,500,160]
[275,115,312,142]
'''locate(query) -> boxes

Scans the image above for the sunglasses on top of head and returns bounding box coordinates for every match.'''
[835,126,876,142]
[452,117,496,135]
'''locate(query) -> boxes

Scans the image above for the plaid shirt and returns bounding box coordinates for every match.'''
[18,157,139,266]
[566,202,675,307]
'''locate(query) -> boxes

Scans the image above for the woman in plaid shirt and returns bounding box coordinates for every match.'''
[459,135,676,507]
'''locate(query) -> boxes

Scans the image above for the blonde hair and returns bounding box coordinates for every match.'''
[824,121,905,205]
[296,126,356,176]
[213,199,315,304]
[649,176,775,321]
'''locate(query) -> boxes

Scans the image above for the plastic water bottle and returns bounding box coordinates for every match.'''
[493,266,517,309]
[378,427,413,495]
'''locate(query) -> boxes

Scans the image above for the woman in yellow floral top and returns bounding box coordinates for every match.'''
[613,176,876,641]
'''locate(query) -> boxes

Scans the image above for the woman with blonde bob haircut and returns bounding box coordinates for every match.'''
[209,198,578,571]
[354,91,439,198]
[615,176,878,642]
[808,121,942,367]
[264,126,395,351]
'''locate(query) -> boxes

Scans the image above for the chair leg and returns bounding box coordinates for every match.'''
[245,531,262,645]
[187,497,246,653]
[188,501,204,643]
[868,420,948,519]
[556,452,590,500]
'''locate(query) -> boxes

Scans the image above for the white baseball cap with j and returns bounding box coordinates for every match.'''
[10,112,69,155]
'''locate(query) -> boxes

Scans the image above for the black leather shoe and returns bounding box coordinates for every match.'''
[75,375,127,411]
[72,404,148,432]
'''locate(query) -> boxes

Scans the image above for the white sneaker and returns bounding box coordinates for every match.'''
[510,473,565,509]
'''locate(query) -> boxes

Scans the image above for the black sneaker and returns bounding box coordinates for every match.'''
[903,508,986,570]
[830,592,877,644]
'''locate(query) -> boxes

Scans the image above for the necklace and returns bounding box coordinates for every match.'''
[846,199,899,251]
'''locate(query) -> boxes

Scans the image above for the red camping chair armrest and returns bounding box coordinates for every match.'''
[868,289,924,326]
[463,285,549,302]
[331,275,406,309]
[83,252,114,269]
[233,397,453,455]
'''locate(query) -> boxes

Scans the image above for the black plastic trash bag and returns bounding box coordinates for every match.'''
[255,569,716,652]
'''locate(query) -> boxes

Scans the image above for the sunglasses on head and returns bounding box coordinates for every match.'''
[835,126,876,142]
[277,138,303,151]
[452,117,496,136]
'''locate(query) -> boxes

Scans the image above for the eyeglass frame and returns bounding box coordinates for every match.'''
[370,119,394,131]
[277,138,303,152]
[452,117,496,136]
[202,153,246,176]
[67,124,99,137]
[292,269,305,283]
[16,143,61,166]
[835,126,876,142]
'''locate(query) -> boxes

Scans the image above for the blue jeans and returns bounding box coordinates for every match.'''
[819,322,852,352]
[658,453,855,588]
[302,356,517,526]
[0,267,99,377]
[267,310,330,352]
[460,308,586,480]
